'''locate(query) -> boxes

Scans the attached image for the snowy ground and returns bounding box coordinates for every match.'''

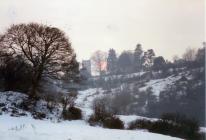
[0,115,183,140]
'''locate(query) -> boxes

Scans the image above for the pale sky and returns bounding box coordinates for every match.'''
[0,0,205,61]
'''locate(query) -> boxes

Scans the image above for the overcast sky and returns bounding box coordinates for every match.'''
[0,0,205,61]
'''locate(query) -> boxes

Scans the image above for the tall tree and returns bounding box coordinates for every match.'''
[1,23,78,97]
[107,48,117,74]
[133,44,143,72]
[117,51,133,73]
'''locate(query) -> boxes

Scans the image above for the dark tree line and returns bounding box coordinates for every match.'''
[106,44,164,74]
[106,43,205,75]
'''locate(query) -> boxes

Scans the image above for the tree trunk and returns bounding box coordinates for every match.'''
[30,81,38,98]
[29,70,43,99]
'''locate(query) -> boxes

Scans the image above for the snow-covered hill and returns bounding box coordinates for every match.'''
[0,67,203,140]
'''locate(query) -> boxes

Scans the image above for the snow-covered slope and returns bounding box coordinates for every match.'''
[0,115,183,140]
[0,91,62,120]
[139,75,181,96]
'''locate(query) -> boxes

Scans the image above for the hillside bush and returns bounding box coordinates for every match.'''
[88,97,124,129]
[102,116,124,129]
[128,113,201,140]
[62,106,82,120]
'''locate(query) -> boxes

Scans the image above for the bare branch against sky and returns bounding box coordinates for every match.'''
[0,0,204,61]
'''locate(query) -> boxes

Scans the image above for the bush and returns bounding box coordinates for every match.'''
[92,97,112,121]
[88,114,101,126]
[62,106,82,120]
[88,97,124,129]
[0,55,32,93]
[103,116,124,129]
[128,113,201,140]
[128,119,152,130]
[88,99,111,126]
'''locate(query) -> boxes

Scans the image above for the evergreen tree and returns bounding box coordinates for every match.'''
[107,49,118,74]
[117,51,133,73]
[133,44,143,72]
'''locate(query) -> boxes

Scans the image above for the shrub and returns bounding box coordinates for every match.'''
[0,55,32,93]
[103,116,124,129]
[88,114,101,126]
[128,119,152,130]
[62,106,82,120]
[92,97,112,121]
[128,113,201,140]
[88,99,111,126]
[88,97,124,129]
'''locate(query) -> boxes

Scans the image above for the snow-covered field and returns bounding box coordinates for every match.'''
[0,115,183,140]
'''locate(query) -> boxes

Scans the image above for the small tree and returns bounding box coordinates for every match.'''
[1,23,78,98]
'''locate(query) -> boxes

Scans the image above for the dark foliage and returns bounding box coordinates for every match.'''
[88,98,124,129]
[152,56,166,71]
[102,116,124,129]
[62,106,82,120]
[32,112,46,120]
[0,55,32,93]
[107,48,118,74]
[117,51,134,73]
[129,113,201,140]
[128,119,152,130]
[88,98,111,126]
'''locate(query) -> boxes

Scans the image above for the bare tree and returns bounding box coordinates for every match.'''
[91,50,107,76]
[1,23,78,98]
[182,48,196,62]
